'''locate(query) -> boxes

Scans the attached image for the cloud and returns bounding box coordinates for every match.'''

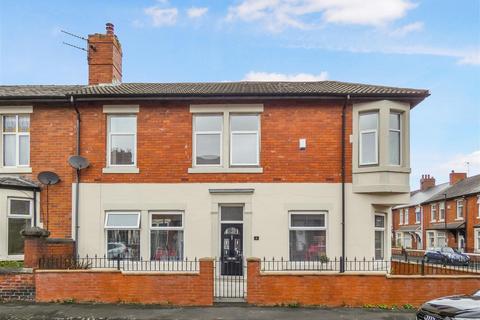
[390,21,424,36]
[187,7,208,18]
[242,71,328,81]
[458,52,480,66]
[144,6,178,27]
[227,0,417,31]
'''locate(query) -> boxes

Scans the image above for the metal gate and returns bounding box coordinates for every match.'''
[214,258,247,301]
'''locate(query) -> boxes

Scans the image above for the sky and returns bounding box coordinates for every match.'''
[0,0,479,189]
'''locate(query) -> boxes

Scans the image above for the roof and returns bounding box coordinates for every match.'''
[0,81,429,102]
[0,85,84,99]
[424,174,480,203]
[0,176,39,190]
[394,182,450,209]
[426,221,466,230]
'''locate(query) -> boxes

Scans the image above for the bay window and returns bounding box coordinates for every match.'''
[359,112,378,165]
[436,231,446,248]
[230,114,259,166]
[107,115,136,166]
[150,212,184,260]
[289,211,327,261]
[105,212,140,260]
[389,112,401,165]
[8,198,33,256]
[193,115,222,165]
[3,115,30,167]
[374,214,385,260]
[427,231,435,249]
[403,233,412,249]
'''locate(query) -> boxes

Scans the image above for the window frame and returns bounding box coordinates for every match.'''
[104,211,141,229]
[439,202,445,221]
[358,111,379,166]
[2,114,30,168]
[229,114,260,167]
[7,197,33,257]
[106,114,137,168]
[475,229,480,253]
[374,213,386,260]
[415,206,421,224]
[399,209,403,225]
[149,211,185,261]
[193,114,223,167]
[388,111,402,166]
[288,211,328,259]
[427,231,435,249]
[456,199,464,220]
[404,208,409,225]
[436,231,446,247]
[477,196,480,218]
[430,204,437,222]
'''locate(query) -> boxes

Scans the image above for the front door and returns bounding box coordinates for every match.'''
[221,223,243,275]
[458,232,465,252]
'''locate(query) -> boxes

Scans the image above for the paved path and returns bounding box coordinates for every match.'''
[0,303,416,320]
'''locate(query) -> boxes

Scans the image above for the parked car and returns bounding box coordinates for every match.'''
[424,247,470,266]
[416,290,480,319]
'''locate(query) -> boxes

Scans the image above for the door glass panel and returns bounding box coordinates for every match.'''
[221,206,243,221]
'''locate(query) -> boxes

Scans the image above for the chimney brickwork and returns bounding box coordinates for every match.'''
[420,174,435,191]
[449,170,467,185]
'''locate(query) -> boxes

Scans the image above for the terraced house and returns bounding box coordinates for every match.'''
[0,24,429,270]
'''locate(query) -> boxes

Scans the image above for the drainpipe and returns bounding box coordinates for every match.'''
[340,95,350,273]
[71,95,81,257]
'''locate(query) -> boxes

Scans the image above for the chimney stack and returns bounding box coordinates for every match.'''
[420,174,435,191]
[449,170,467,185]
[87,23,122,85]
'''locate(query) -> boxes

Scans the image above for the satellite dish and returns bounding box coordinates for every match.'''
[68,155,90,170]
[37,171,60,185]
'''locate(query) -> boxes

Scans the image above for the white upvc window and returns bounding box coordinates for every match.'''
[477,196,480,218]
[2,115,30,167]
[427,231,435,249]
[415,207,421,224]
[193,114,222,166]
[230,114,260,166]
[107,115,137,167]
[399,209,403,225]
[439,202,445,221]
[389,112,401,165]
[430,204,437,222]
[359,112,378,166]
[403,233,412,249]
[374,213,386,260]
[436,231,446,247]
[456,199,464,219]
[104,211,141,260]
[475,229,480,253]
[150,212,184,261]
[404,209,409,224]
[396,232,403,247]
[289,211,327,261]
[7,198,33,256]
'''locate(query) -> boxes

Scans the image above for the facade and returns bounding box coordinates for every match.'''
[393,172,480,253]
[0,24,429,266]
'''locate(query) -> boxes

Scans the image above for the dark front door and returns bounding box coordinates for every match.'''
[221,223,243,275]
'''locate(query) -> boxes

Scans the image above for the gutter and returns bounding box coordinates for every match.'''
[340,94,350,273]
[70,95,81,257]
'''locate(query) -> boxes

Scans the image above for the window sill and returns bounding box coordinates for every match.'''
[188,167,263,174]
[455,218,464,221]
[102,167,140,174]
[353,166,411,174]
[0,167,32,174]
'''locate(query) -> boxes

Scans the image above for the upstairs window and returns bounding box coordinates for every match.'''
[415,207,421,224]
[389,112,401,165]
[3,115,30,167]
[194,115,222,166]
[359,112,378,165]
[456,199,464,219]
[431,204,437,222]
[107,115,136,166]
[230,114,259,166]
[399,209,403,225]
[404,209,409,224]
[439,202,445,221]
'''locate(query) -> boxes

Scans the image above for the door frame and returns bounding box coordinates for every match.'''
[217,204,245,274]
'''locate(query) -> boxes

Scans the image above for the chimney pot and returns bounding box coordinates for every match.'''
[420,174,435,191]
[106,23,114,35]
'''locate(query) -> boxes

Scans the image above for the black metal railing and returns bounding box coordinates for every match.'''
[38,255,199,272]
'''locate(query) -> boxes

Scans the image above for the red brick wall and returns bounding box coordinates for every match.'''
[35,258,213,305]
[247,259,480,307]
[0,271,34,301]
[23,236,75,268]
[78,100,353,183]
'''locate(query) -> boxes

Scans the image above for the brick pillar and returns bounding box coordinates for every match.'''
[21,227,50,268]
[199,258,214,306]
[247,257,261,304]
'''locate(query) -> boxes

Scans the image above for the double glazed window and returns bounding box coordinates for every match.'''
[3,115,30,167]
[374,214,385,260]
[415,207,421,224]
[193,114,260,167]
[436,231,446,247]
[359,112,378,165]
[150,212,184,260]
[107,115,136,166]
[439,202,445,221]
[399,209,403,225]
[105,212,140,260]
[427,231,435,249]
[8,198,33,255]
[456,200,464,219]
[289,211,327,261]
[404,209,409,224]
[389,112,401,165]
[430,204,436,222]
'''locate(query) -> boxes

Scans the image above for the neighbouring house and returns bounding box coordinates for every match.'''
[393,171,480,253]
[0,23,429,269]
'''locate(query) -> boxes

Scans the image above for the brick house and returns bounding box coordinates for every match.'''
[393,171,480,253]
[0,24,429,268]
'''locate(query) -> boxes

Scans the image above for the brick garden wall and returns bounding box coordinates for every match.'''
[0,270,35,302]
[35,258,213,305]
[247,259,480,307]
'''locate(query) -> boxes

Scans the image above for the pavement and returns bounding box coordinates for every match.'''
[0,303,417,320]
